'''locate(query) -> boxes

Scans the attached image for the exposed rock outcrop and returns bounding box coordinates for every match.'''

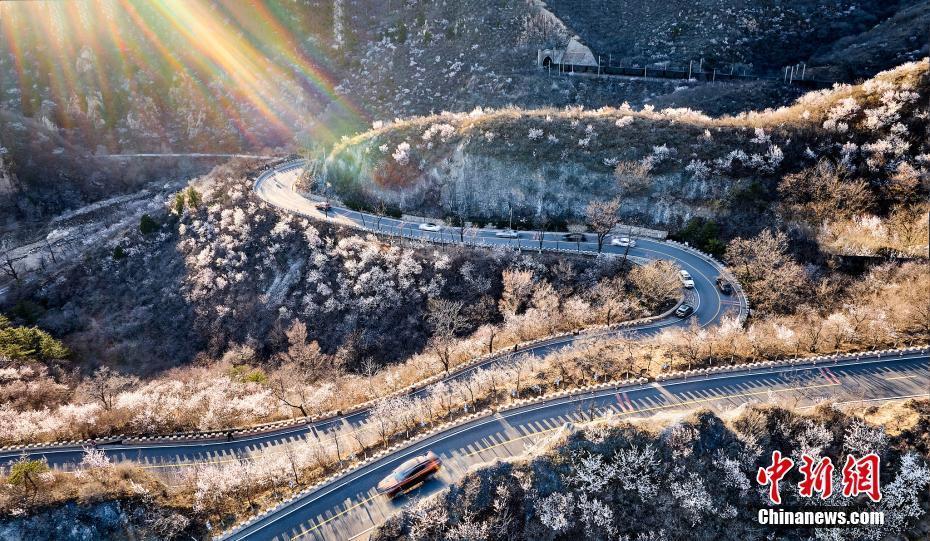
[0,500,201,541]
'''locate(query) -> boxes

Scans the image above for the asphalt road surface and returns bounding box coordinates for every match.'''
[0,161,747,471]
[4,161,922,541]
[223,350,929,541]
[254,160,747,329]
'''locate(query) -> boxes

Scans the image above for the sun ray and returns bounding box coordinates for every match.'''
[1,0,364,148]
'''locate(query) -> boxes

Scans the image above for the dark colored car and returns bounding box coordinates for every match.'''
[715,277,733,295]
[675,303,694,318]
[562,232,586,242]
[377,451,442,498]
[314,200,332,211]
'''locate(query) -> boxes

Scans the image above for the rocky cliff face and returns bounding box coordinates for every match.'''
[348,143,731,229]
[0,500,201,541]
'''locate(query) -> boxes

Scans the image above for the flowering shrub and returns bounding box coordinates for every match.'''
[376,402,930,540]
[392,141,412,165]
[685,159,711,180]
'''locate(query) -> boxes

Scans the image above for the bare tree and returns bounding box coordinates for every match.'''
[371,397,404,447]
[373,199,389,232]
[282,443,302,485]
[2,250,24,281]
[506,356,532,401]
[726,229,810,315]
[350,421,371,458]
[267,364,333,418]
[474,367,504,406]
[427,299,467,373]
[394,396,418,438]
[778,160,871,224]
[81,367,139,411]
[306,432,331,471]
[428,336,455,375]
[533,213,551,253]
[360,357,380,398]
[593,276,630,325]
[629,260,681,311]
[299,143,325,192]
[430,381,456,420]
[614,160,652,195]
[676,322,704,371]
[416,396,436,427]
[585,197,622,252]
[277,321,336,381]
[476,324,499,354]
[449,204,470,242]
[567,223,587,251]
[455,375,480,411]
[329,421,357,466]
[797,305,827,353]
[499,269,534,316]
[640,342,658,375]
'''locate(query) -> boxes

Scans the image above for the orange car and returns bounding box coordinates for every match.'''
[377,451,442,498]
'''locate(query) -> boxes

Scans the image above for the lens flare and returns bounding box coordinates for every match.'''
[0,0,365,146]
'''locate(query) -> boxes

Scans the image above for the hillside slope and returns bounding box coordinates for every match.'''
[323,59,929,255]
[1,0,775,225]
[809,1,930,80]
[543,0,927,77]
[5,0,924,226]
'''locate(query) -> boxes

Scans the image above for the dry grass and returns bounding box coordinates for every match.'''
[331,58,927,159]
[860,399,925,437]
[0,462,167,515]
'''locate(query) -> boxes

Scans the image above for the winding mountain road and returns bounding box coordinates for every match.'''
[0,160,746,471]
[255,159,748,331]
[224,349,928,541]
[3,160,925,541]
[217,161,926,541]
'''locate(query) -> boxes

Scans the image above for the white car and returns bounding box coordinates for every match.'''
[679,270,695,289]
[610,236,636,248]
[495,229,520,238]
[418,222,442,232]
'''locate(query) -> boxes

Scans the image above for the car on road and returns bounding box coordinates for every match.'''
[715,277,733,295]
[495,229,520,238]
[314,201,331,212]
[679,270,695,288]
[377,451,442,498]
[675,303,694,318]
[418,222,442,232]
[610,236,636,248]
[562,232,586,242]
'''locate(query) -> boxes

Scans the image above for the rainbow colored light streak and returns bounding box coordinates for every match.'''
[0,0,365,145]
